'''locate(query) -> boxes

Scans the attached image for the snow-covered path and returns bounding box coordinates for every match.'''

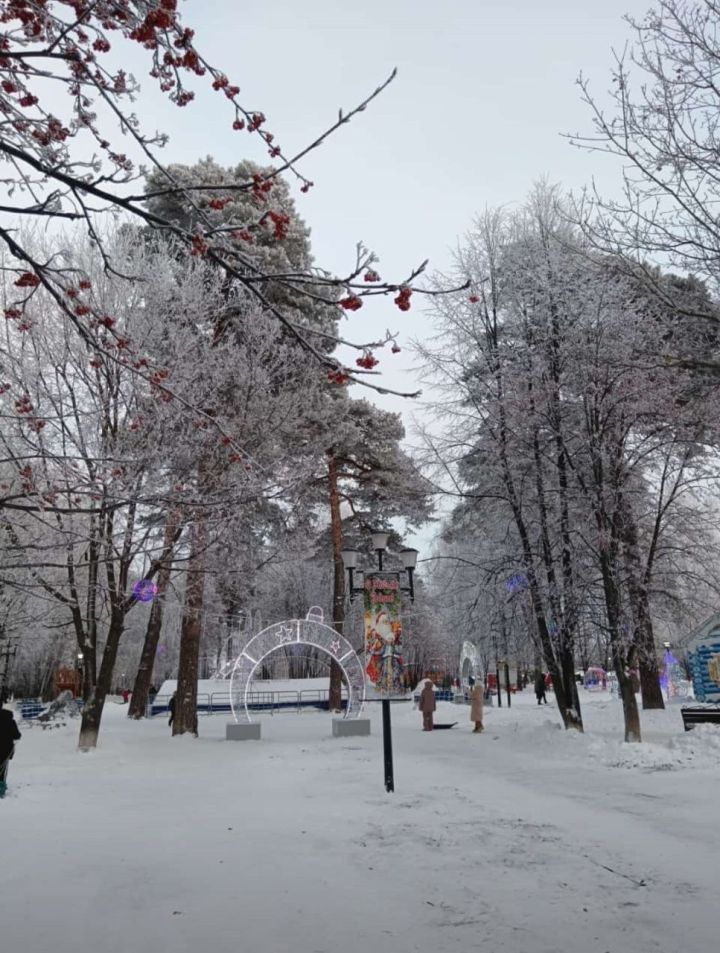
[3,691,718,953]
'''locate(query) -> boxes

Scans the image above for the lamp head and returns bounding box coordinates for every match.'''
[341,549,359,570]
[371,530,389,552]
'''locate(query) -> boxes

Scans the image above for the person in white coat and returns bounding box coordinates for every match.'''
[470,682,484,733]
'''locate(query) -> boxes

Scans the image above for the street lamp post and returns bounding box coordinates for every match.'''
[76,651,84,699]
[341,533,418,794]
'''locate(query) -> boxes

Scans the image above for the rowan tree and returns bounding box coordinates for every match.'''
[0,1,451,393]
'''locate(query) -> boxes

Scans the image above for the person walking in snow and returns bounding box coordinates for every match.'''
[168,692,176,730]
[534,671,548,705]
[418,679,436,731]
[0,698,21,798]
[470,682,484,733]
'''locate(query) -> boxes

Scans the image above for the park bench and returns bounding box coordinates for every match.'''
[680,706,720,731]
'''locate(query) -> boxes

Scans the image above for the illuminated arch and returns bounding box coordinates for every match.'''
[230,608,366,723]
[459,641,482,687]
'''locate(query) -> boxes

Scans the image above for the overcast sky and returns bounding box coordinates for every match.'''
[138,0,653,414]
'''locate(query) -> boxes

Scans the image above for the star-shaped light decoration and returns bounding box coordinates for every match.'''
[277,625,295,645]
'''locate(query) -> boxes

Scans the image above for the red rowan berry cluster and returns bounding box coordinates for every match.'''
[267,211,290,240]
[356,352,379,370]
[252,173,274,202]
[18,464,34,492]
[394,287,412,311]
[14,272,40,289]
[328,369,350,385]
[190,232,209,257]
[15,394,33,414]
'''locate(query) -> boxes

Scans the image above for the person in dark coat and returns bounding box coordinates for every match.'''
[418,680,436,731]
[168,692,176,730]
[0,698,22,798]
[534,671,548,705]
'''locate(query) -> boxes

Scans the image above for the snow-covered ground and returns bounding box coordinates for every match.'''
[2,689,719,953]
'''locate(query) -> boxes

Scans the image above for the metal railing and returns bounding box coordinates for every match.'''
[411,688,457,706]
[150,689,347,717]
[20,699,45,720]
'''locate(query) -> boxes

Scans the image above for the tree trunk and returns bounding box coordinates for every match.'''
[173,517,207,736]
[525,382,582,731]
[638,632,665,710]
[615,653,642,743]
[81,528,101,702]
[634,602,664,710]
[128,512,181,719]
[327,454,346,712]
[78,608,125,750]
[619,497,664,709]
[599,549,642,742]
[79,641,96,704]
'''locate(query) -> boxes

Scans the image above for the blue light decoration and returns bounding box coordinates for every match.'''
[660,648,682,699]
[505,573,528,594]
[132,578,158,603]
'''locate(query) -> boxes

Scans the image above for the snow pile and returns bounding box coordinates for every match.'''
[590,722,720,771]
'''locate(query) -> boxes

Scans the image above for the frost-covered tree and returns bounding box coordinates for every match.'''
[574,0,720,347]
[0,229,270,747]
[419,186,720,742]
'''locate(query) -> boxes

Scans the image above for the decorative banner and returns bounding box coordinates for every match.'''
[364,572,404,695]
[132,579,158,603]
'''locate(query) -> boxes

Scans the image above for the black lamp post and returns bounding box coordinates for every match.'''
[76,651,84,699]
[341,533,418,793]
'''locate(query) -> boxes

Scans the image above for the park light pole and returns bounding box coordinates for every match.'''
[76,651,84,699]
[341,532,418,793]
